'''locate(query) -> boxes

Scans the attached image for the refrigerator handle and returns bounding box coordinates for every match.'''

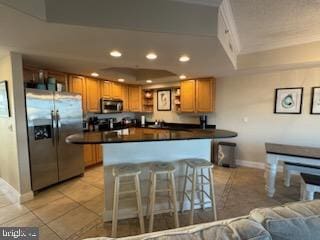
[56,110,61,143]
[51,110,56,146]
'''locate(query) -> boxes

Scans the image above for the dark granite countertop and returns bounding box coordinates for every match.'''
[66,127,237,144]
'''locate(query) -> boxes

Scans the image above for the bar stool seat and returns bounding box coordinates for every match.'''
[147,162,179,232]
[185,158,213,169]
[150,161,176,173]
[112,163,141,176]
[181,158,217,225]
[111,163,145,237]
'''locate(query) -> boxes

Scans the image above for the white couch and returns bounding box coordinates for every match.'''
[87,200,320,240]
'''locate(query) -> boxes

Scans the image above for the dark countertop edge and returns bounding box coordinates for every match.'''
[266,151,320,160]
[66,130,238,145]
[66,135,237,145]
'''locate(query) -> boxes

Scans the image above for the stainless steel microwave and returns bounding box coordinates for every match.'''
[100,98,123,113]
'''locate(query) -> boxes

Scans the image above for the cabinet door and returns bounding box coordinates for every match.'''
[101,81,112,98]
[69,75,87,112]
[180,80,196,112]
[122,84,129,112]
[83,145,96,167]
[95,145,103,163]
[128,85,142,112]
[86,78,101,112]
[111,82,123,99]
[196,78,214,112]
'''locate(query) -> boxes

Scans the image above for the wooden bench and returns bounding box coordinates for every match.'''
[300,173,320,200]
[283,162,320,187]
[265,143,320,197]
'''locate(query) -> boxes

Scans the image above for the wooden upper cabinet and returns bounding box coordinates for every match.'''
[180,80,196,112]
[86,78,101,113]
[101,80,112,98]
[180,78,215,113]
[128,85,142,112]
[111,82,123,99]
[196,78,214,112]
[122,84,129,112]
[69,75,87,112]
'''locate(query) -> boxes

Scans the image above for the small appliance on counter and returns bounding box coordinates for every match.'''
[98,118,117,131]
[200,115,208,129]
[100,98,123,113]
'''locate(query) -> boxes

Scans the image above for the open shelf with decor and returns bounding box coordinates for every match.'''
[173,87,181,112]
[143,89,154,113]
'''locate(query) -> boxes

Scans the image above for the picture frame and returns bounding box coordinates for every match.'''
[157,89,171,111]
[0,81,10,117]
[274,87,303,114]
[311,87,320,114]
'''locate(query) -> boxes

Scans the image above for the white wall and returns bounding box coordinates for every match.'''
[0,54,21,191]
[0,52,32,200]
[214,67,320,164]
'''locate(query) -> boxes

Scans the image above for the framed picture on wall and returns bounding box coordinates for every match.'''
[157,89,171,111]
[0,81,10,117]
[311,87,320,114]
[274,87,303,114]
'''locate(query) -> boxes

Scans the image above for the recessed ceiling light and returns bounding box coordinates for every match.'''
[146,80,152,83]
[91,72,99,77]
[110,50,122,57]
[118,78,125,82]
[146,53,157,60]
[179,75,186,80]
[179,55,190,62]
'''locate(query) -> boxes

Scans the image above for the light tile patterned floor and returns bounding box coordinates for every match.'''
[0,165,303,240]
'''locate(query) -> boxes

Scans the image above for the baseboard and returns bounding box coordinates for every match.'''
[0,178,34,203]
[236,159,283,172]
[236,159,265,169]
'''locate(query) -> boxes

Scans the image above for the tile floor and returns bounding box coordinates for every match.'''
[0,165,304,240]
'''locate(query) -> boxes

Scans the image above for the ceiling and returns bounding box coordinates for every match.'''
[230,0,320,54]
[1,0,320,82]
[171,0,222,6]
[0,1,235,84]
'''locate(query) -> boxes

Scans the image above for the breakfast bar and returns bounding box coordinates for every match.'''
[67,127,237,222]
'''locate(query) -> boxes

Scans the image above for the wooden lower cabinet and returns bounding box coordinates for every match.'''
[84,145,103,167]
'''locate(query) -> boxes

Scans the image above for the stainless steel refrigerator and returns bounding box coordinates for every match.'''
[26,88,84,191]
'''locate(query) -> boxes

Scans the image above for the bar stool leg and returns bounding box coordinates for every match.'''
[112,176,120,238]
[189,168,197,225]
[181,165,189,212]
[149,172,157,233]
[146,172,152,219]
[209,168,217,221]
[200,168,205,210]
[170,172,180,228]
[167,172,173,216]
[135,175,145,234]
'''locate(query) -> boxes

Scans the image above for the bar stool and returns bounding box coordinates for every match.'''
[147,162,179,232]
[181,158,217,225]
[111,163,145,237]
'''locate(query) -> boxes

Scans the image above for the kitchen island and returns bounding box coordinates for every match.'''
[66,127,237,221]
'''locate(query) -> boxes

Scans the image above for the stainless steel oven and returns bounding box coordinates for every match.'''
[101,98,123,113]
